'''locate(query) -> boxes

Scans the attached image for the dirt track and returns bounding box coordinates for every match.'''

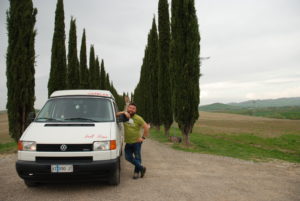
[0,139,299,201]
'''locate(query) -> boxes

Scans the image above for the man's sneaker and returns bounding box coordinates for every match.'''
[133,172,139,179]
[141,167,146,178]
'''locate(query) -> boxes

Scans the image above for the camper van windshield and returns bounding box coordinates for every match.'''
[35,97,115,122]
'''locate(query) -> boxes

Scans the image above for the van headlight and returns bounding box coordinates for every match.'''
[93,140,116,151]
[93,141,110,151]
[18,141,36,151]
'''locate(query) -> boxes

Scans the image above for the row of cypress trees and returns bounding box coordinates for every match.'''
[6,0,125,141]
[47,0,125,109]
[134,0,201,144]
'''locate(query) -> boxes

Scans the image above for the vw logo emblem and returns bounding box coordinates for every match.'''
[60,144,67,151]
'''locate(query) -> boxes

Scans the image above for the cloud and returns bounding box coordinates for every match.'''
[200,76,300,105]
[246,86,300,100]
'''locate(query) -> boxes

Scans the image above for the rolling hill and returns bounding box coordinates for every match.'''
[199,97,300,120]
[228,97,300,108]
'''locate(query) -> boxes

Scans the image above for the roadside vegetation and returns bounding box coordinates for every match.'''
[150,128,300,163]
[150,112,300,163]
[0,113,17,154]
[0,142,17,154]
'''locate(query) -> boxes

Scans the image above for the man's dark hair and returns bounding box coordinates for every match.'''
[128,102,137,107]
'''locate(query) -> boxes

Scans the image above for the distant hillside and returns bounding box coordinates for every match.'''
[199,103,240,111]
[228,97,300,108]
[0,110,7,114]
[199,97,300,120]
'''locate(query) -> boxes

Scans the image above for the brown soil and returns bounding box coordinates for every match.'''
[195,112,300,137]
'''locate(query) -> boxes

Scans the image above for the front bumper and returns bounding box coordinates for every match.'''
[16,158,118,183]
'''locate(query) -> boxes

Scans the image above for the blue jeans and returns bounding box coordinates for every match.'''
[125,142,143,173]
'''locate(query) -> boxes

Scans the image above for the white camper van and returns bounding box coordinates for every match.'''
[16,90,124,186]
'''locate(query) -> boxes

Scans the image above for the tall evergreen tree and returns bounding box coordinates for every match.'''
[67,17,80,89]
[48,0,67,96]
[95,57,101,89]
[100,59,106,89]
[134,18,160,124]
[6,0,37,141]
[148,17,160,128]
[130,92,134,102]
[171,0,201,144]
[105,73,111,91]
[158,0,173,135]
[88,45,96,88]
[79,29,89,89]
[110,83,125,110]
[136,45,151,122]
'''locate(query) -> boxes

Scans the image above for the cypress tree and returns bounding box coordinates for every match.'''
[88,45,96,88]
[48,0,67,96]
[158,0,173,135]
[79,29,89,89]
[130,92,134,102]
[148,17,160,128]
[100,59,106,89]
[137,45,151,122]
[67,17,80,89]
[95,57,101,89]
[6,0,37,141]
[170,0,201,144]
[110,83,124,110]
[134,18,159,124]
[105,73,111,91]
[133,85,140,113]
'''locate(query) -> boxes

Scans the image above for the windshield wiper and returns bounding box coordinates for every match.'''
[35,117,62,122]
[64,117,97,122]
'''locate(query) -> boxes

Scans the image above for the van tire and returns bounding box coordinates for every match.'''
[24,180,38,187]
[109,158,120,186]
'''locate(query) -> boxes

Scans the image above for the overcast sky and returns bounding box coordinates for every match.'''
[1,0,300,110]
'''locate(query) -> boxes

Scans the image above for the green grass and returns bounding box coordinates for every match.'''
[0,142,17,154]
[150,128,300,163]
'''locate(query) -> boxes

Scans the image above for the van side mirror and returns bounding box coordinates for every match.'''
[27,112,36,124]
[117,114,129,123]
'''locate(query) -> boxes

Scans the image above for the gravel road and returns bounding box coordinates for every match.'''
[0,139,299,201]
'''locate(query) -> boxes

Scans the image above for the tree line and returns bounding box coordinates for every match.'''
[133,0,201,144]
[6,0,125,141]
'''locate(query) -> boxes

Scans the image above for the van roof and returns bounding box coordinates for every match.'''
[50,90,114,99]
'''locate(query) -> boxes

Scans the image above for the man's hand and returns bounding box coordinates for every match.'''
[136,123,149,143]
[124,111,130,118]
[137,137,145,143]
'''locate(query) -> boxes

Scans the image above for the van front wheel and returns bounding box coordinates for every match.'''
[109,158,120,185]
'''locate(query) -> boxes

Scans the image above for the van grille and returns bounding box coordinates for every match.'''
[36,144,93,152]
[36,157,93,163]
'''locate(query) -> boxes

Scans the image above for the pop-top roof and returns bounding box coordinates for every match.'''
[50,90,114,99]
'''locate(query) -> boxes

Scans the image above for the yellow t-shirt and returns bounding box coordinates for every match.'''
[124,114,146,143]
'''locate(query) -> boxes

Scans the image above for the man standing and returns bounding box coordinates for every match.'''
[117,103,149,179]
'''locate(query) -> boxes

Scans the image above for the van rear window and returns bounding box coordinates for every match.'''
[36,97,114,122]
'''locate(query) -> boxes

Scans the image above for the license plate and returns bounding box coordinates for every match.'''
[51,164,73,173]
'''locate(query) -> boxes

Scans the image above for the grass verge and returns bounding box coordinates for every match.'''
[150,127,300,163]
[0,142,17,154]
